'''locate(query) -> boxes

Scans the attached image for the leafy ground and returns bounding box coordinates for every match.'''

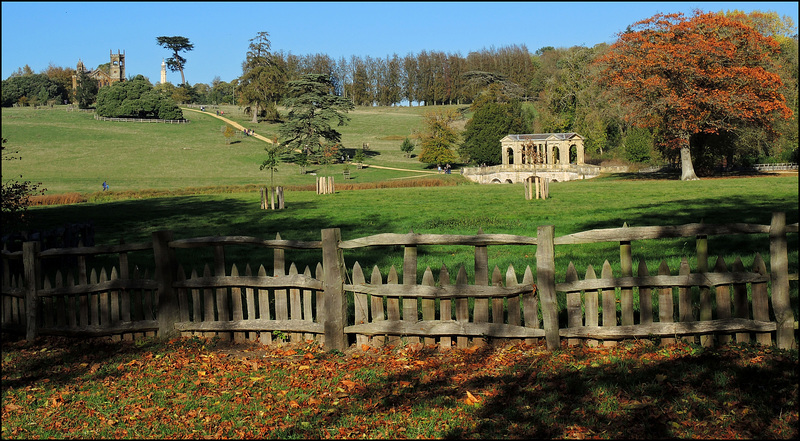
[2,335,797,439]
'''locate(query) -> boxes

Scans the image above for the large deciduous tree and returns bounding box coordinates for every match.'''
[278,73,354,160]
[596,11,793,180]
[156,36,194,85]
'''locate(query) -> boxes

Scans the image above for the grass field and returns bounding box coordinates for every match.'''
[1,104,798,439]
[1,105,454,194]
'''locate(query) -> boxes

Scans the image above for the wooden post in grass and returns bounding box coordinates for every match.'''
[153,230,179,338]
[619,230,634,327]
[23,241,40,341]
[537,225,560,350]
[769,212,795,350]
[697,235,713,347]
[403,239,419,345]
[322,228,347,351]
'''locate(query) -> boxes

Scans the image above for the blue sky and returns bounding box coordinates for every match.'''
[2,1,798,85]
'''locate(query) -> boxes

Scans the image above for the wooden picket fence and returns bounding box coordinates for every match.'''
[2,241,159,341]
[1,213,796,351]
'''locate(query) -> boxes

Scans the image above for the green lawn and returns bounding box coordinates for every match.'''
[2,105,454,194]
[1,104,798,440]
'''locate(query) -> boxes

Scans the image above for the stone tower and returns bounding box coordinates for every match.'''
[109,50,125,82]
[161,59,167,84]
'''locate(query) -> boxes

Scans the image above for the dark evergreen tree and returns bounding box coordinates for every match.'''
[278,74,354,159]
[459,98,526,165]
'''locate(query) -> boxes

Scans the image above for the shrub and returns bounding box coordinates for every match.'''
[624,127,653,163]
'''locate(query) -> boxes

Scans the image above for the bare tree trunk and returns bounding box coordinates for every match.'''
[680,144,699,181]
[251,103,258,124]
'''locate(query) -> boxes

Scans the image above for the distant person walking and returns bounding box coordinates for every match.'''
[102,181,109,191]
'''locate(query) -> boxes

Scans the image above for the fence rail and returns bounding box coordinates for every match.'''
[94,114,188,124]
[2,213,797,351]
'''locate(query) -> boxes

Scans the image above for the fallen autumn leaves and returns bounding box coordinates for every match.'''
[2,335,797,439]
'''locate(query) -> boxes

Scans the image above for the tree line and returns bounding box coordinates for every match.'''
[2,9,797,174]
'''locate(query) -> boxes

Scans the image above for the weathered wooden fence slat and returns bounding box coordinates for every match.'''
[403,243,420,345]
[638,260,653,325]
[288,263,303,342]
[302,265,315,342]
[230,264,245,343]
[421,267,437,345]
[751,254,771,346]
[521,265,539,346]
[439,264,452,349]
[353,262,369,347]
[714,257,732,345]
[601,261,616,348]
[657,261,675,346]
[731,258,750,344]
[473,242,489,345]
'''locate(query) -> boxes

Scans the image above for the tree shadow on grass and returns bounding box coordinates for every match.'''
[0,335,164,391]
[566,193,798,266]
[327,342,798,439]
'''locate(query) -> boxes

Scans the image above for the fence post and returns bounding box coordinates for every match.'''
[619,227,634,326]
[322,228,347,351]
[153,230,179,338]
[537,225,560,350]
[769,212,795,350]
[23,241,40,341]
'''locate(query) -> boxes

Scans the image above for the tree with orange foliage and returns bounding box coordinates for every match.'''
[596,10,793,180]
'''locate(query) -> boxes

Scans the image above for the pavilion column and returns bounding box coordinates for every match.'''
[514,143,522,167]
[501,143,509,165]
[546,143,553,165]
[577,141,585,164]
[559,142,569,165]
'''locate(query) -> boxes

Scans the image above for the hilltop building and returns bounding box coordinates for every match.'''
[72,50,125,92]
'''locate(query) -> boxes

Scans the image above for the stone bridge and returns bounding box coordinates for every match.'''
[461,164,628,184]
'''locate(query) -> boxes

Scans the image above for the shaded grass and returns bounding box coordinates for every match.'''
[19,175,798,279]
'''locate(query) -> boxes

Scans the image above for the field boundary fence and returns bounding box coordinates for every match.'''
[2,213,797,351]
[93,114,188,124]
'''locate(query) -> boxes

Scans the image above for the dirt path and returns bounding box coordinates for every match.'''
[182,107,274,144]
[182,107,441,175]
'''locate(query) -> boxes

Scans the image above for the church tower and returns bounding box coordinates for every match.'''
[109,50,125,82]
[161,59,167,84]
